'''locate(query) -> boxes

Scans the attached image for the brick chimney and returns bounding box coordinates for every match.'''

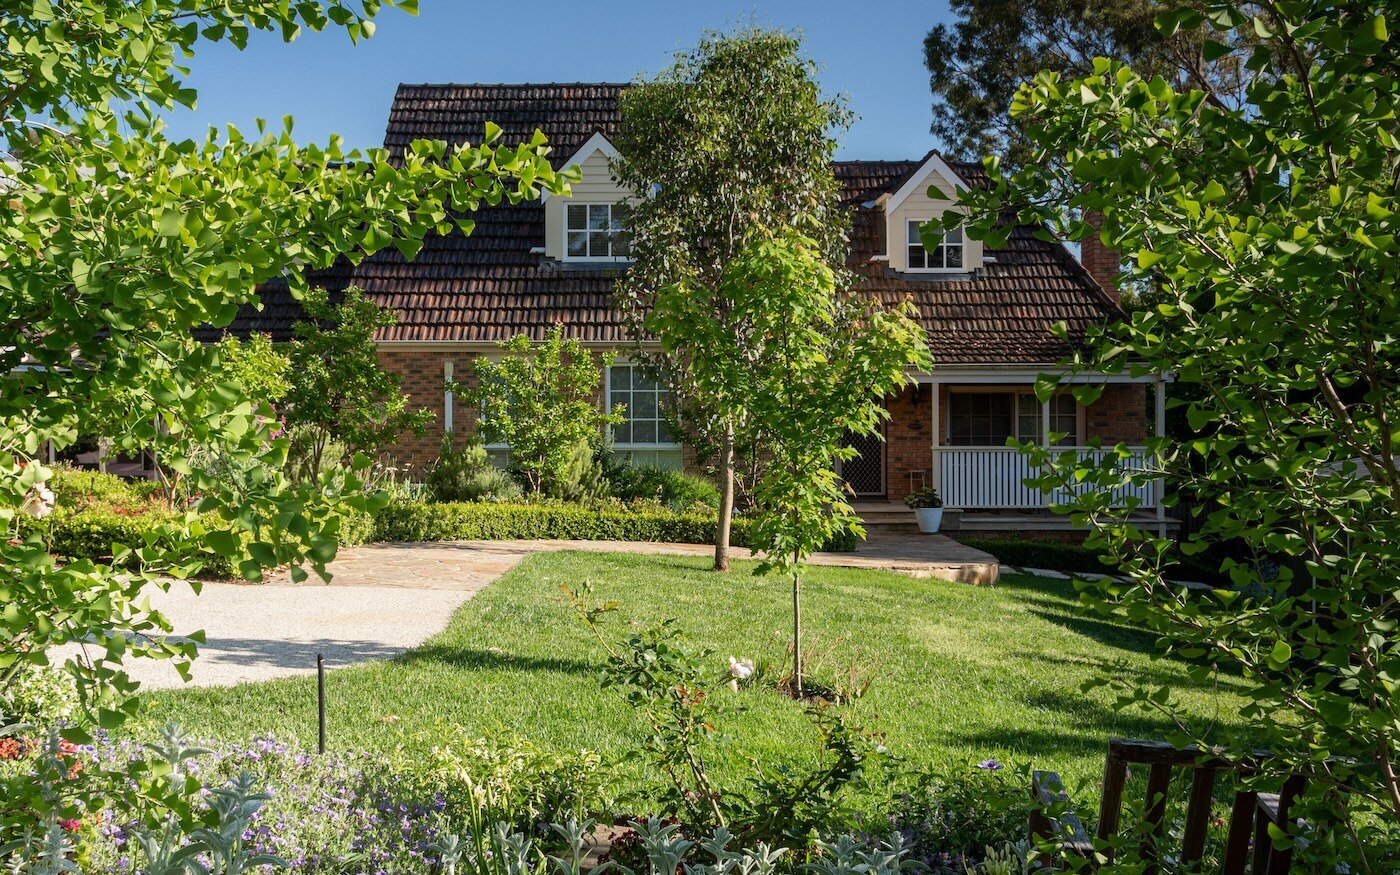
[1081,210,1121,303]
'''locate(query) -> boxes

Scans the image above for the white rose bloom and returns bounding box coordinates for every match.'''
[728,656,754,680]
[20,484,54,519]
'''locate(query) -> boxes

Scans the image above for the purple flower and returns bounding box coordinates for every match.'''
[976,758,1003,771]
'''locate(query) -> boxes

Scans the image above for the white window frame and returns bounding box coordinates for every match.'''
[565,202,631,262]
[906,219,966,272]
[606,362,682,463]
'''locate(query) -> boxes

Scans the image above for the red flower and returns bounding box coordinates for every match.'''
[0,738,26,760]
[59,819,81,832]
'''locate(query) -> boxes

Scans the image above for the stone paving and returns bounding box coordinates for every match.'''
[87,535,998,690]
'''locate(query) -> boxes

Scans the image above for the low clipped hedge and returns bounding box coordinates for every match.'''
[373,500,755,547]
[963,537,1224,583]
[22,504,376,578]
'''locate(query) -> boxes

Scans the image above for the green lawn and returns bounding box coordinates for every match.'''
[138,550,1247,797]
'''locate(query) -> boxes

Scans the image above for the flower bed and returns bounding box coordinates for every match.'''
[20,729,1020,874]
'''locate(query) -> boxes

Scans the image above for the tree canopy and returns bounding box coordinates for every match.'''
[613,27,853,570]
[924,0,1250,163]
[936,0,1400,863]
[0,1,570,733]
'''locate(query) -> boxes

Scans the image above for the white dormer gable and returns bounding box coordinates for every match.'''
[543,131,635,261]
[879,152,982,273]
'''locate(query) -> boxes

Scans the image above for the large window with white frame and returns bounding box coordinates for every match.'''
[567,203,631,259]
[907,220,964,270]
[607,363,682,469]
[947,391,1078,446]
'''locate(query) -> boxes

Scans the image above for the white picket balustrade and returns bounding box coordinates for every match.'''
[937,446,1158,510]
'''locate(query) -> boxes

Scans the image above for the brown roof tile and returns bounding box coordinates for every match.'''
[217,83,1117,364]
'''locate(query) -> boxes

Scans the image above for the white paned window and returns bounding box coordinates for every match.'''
[567,203,630,259]
[948,392,1078,446]
[607,364,681,468]
[907,220,964,270]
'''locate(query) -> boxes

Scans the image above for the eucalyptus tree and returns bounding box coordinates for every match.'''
[935,0,1400,863]
[613,27,852,571]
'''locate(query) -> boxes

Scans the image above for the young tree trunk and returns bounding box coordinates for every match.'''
[792,567,803,698]
[714,422,735,572]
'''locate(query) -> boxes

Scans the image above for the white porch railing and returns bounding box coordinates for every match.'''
[937,446,1159,510]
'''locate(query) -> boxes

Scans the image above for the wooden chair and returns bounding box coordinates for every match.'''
[1030,739,1308,874]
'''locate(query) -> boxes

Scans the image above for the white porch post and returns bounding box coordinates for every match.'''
[1155,372,1167,537]
[929,379,941,496]
[1040,395,1051,449]
[443,360,455,435]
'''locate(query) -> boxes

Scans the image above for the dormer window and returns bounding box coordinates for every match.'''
[907,220,963,270]
[567,203,630,259]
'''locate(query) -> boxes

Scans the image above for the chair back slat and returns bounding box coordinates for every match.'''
[1180,766,1219,867]
[1030,739,1310,874]
[1096,752,1129,858]
[1141,763,1173,875]
[1221,791,1257,875]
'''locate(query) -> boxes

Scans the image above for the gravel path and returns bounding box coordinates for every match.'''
[57,536,996,691]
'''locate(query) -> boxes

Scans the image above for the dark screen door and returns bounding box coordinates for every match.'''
[838,430,885,497]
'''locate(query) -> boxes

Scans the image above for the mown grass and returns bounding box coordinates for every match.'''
[138,550,1248,799]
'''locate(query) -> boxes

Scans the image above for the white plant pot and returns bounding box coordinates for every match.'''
[914,507,944,533]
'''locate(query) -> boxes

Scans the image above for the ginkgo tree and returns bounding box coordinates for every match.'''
[0,0,569,741]
[932,0,1400,865]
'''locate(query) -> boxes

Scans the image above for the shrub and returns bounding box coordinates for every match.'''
[544,441,610,504]
[603,460,719,511]
[959,539,1115,576]
[0,666,79,731]
[46,465,161,509]
[964,538,1223,583]
[374,499,753,547]
[425,436,523,504]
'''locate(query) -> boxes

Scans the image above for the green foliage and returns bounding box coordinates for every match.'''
[565,587,886,850]
[0,1,570,799]
[941,0,1400,863]
[0,667,79,732]
[614,27,856,565]
[903,488,943,510]
[668,234,929,691]
[44,465,162,509]
[922,0,1252,165]
[885,764,1029,868]
[373,500,752,547]
[425,436,524,504]
[549,441,613,504]
[461,327,621,495]
[211,333,291,406]
[603,460,720,511]
[283,288,433,473]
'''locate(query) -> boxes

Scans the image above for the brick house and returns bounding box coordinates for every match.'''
[225,83,1167,538]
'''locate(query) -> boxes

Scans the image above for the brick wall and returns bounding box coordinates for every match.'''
[885,385,931,501]
[1084,383,1149,444]
[1082,209,1121,302]
[376,347,457,472]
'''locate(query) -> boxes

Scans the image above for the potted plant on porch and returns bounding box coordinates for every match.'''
[904,487,944,533]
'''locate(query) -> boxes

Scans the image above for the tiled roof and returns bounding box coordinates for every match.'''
[215,83,1118,364]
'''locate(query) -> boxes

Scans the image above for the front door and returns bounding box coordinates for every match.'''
[838,430,885,497]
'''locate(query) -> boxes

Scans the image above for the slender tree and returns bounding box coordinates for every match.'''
[284,287,433,474]
[659,233,930,695]
[613,27,852,572]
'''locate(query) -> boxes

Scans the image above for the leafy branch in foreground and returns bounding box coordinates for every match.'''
[935,0,1400,866]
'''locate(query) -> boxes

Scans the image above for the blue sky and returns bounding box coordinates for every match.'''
[166,1,956,160]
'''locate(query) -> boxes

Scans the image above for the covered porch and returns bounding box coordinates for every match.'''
[845,366,1170,536]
